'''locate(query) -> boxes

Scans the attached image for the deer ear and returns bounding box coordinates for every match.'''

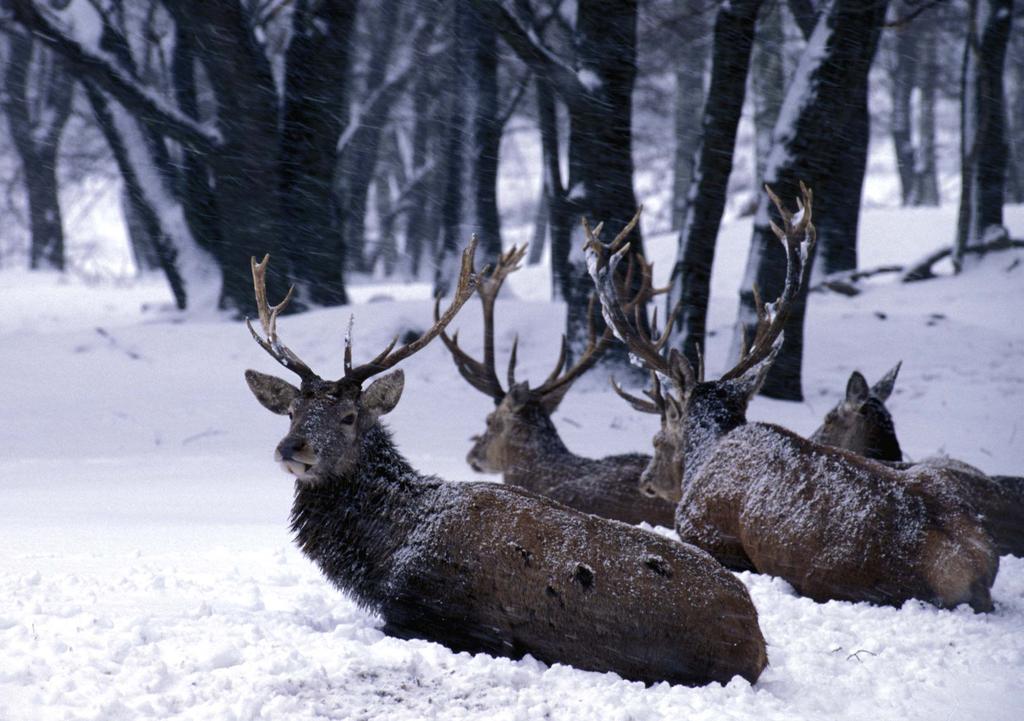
[245,369,299,415]
[845,371,870,404]
[726,343,779,401]
[362,370,405,419]
[871,361,901,402]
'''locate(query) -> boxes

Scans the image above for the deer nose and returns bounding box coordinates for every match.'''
[275,437,309,462]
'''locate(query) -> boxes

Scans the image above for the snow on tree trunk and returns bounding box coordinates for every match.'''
[667,0,762,369]
[109,103,221,311]
[731,0,888,401]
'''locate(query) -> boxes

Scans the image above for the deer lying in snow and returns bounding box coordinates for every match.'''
[587,184,999,612]
[243,242,767,686]
[812,364,1024,557]
[438,242,675,526]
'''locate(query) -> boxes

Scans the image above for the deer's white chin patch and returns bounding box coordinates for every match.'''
[280,460,314,479]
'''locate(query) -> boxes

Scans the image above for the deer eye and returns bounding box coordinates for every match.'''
[340,413,356,426]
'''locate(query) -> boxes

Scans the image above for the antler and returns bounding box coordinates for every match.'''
[720,182,815,381]
[247,255,319,383]
[611,370,665,415]
[527,213,667,407]
[437,244,527,401]
[344,237,480,384]
[584,208,697,395]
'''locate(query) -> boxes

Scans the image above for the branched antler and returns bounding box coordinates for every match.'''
[720,182,815,381]
[436,244,526,401]
[248,238,479,386]
[345,236,480,384]
[247,255,318,382]
[584,208,697,395]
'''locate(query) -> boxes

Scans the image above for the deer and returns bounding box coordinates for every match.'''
[812,364,1024,557]
[242,241,768,687]
[586,184,1000,612]
[437,241,675,527]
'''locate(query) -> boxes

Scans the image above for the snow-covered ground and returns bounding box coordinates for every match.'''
[2,205,1024,720]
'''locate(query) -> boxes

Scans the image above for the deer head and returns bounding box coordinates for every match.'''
[588,184,815,503]
[441,220,664,475]
[810,362,902,461]
[244,240,478,484]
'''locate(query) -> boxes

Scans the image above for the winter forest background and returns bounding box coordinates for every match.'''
[2,0,1024,719]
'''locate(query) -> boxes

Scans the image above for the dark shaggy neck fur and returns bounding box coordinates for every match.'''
[502,403,575,482]
[290,423,438,610]
[860,398,903,462]
[683,385,748,484]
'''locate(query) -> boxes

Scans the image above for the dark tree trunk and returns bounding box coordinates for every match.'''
[339,0,403,274]
[955,0,1014,269]
[890,8,918,206]
[667,0,762,369]
[491,0,644,365]
[434,1,470,296]
[913,8,941,206]
[733,0,889,401]
[279,0,358,305]
[403,59,440,280]
[536,73,572,298]
[469,2,504,266]
[171,24,220,259]
[671,0,709,231]
[562,0,644,364]
[165,1,290,312]
[1,32,73,271]
[751,0,784,190]
[1004,18,1024,204]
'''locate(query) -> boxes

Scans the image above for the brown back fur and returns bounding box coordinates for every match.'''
[469,389,675,526]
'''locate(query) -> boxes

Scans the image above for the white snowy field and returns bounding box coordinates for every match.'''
[2,205,1024,720]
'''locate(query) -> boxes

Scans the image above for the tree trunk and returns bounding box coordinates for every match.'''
[433,1,470,296]
[339,0,403,274]
[732,0,888,401]
[403,59,440,280]
[667,0,762,368]
[469,2,504,266]
[562,0,645,364]
[913,7,941,206]
[85,84,219,309]
[279,0,358,306]
[751,0,785,191]
[890,5,918,206]
[671,0,709,231]
[536,73,572,296]
[1006,21,1024,204]
[1,32,73,271]
[954,0,1014,270]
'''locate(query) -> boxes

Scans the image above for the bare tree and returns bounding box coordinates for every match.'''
[8,0,360,311]
[1,30,73,270]
[666,0,763,368]
[732,0,889,401]
[954,0,1015,269]
[489,0,647,364]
